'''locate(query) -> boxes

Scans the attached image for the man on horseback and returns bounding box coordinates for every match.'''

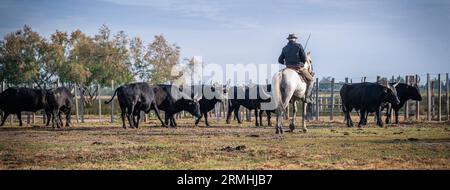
[278,33,315,103]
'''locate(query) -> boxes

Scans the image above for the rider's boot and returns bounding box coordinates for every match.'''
[303,80,315,104]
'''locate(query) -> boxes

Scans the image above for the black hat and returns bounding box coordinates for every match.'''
[286,33,298,40]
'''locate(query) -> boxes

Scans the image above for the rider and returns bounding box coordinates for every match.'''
[278,33,315,103]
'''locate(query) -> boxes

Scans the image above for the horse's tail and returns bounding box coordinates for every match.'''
[271,71,283,111]
[104,87,119,104]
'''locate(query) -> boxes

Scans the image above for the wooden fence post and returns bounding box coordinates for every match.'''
[404,75,409,121]
[415,74,420,121]
[427,73,431,121]
[330,78,335,121]
[26,83,31,126]
[74,86,79,123]
[446,73,449,121]
[432,80,435,119]
[111,80,115,123]
[0,81,3,122]
[79,85,85,123]
[438,74,442,122]
[315,78,319,121]
[98,83,102,122]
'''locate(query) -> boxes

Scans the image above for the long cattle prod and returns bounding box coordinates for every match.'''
[304,33,311,49]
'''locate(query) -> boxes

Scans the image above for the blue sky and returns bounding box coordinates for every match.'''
[1,0,449,81]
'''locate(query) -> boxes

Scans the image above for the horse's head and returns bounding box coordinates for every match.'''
[304,51,313,74]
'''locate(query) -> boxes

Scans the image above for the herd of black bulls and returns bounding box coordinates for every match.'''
[0,87,73,128]
[0,81,422,130]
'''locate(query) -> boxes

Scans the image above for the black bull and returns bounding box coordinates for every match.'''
[0,87,73,128]
[104,83,201,128]
[381,83,422,124]
[340,82,400,127]
[45,87,74,128]
[0,87,47,126]
[226,85,274,127]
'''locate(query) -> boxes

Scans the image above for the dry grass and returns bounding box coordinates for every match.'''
[0,117,449,170]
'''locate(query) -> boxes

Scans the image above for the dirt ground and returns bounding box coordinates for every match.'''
[1,117,449,170]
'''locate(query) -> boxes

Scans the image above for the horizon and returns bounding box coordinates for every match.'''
[1,0,449,83]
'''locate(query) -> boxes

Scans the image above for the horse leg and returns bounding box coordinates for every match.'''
[302,102,308,132]
[289,101,297,132]
[275,108,283,134]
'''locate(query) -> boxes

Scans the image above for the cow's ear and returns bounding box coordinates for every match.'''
[383,88,388,93]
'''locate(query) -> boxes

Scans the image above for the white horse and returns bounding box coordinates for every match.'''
[271,51,314,134]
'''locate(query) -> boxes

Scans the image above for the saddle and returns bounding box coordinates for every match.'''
[285,64,314,83]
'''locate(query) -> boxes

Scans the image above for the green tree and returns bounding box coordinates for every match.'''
[0,25,44,86]
[145,35,181,84]
[81,25,132,104]
[129,37,149,81]
[60,29,92,87]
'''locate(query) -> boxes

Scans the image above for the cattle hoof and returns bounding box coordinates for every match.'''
[289,123,295,131]
[302,128,308,133]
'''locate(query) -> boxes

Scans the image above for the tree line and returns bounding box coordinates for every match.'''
[0,25,189,105]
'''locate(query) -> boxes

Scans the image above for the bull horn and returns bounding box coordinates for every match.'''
[392,80,400,87]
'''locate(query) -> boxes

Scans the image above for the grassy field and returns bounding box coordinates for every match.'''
[1,117,450,170]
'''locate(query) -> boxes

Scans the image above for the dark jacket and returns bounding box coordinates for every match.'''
[278,41,306,65]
